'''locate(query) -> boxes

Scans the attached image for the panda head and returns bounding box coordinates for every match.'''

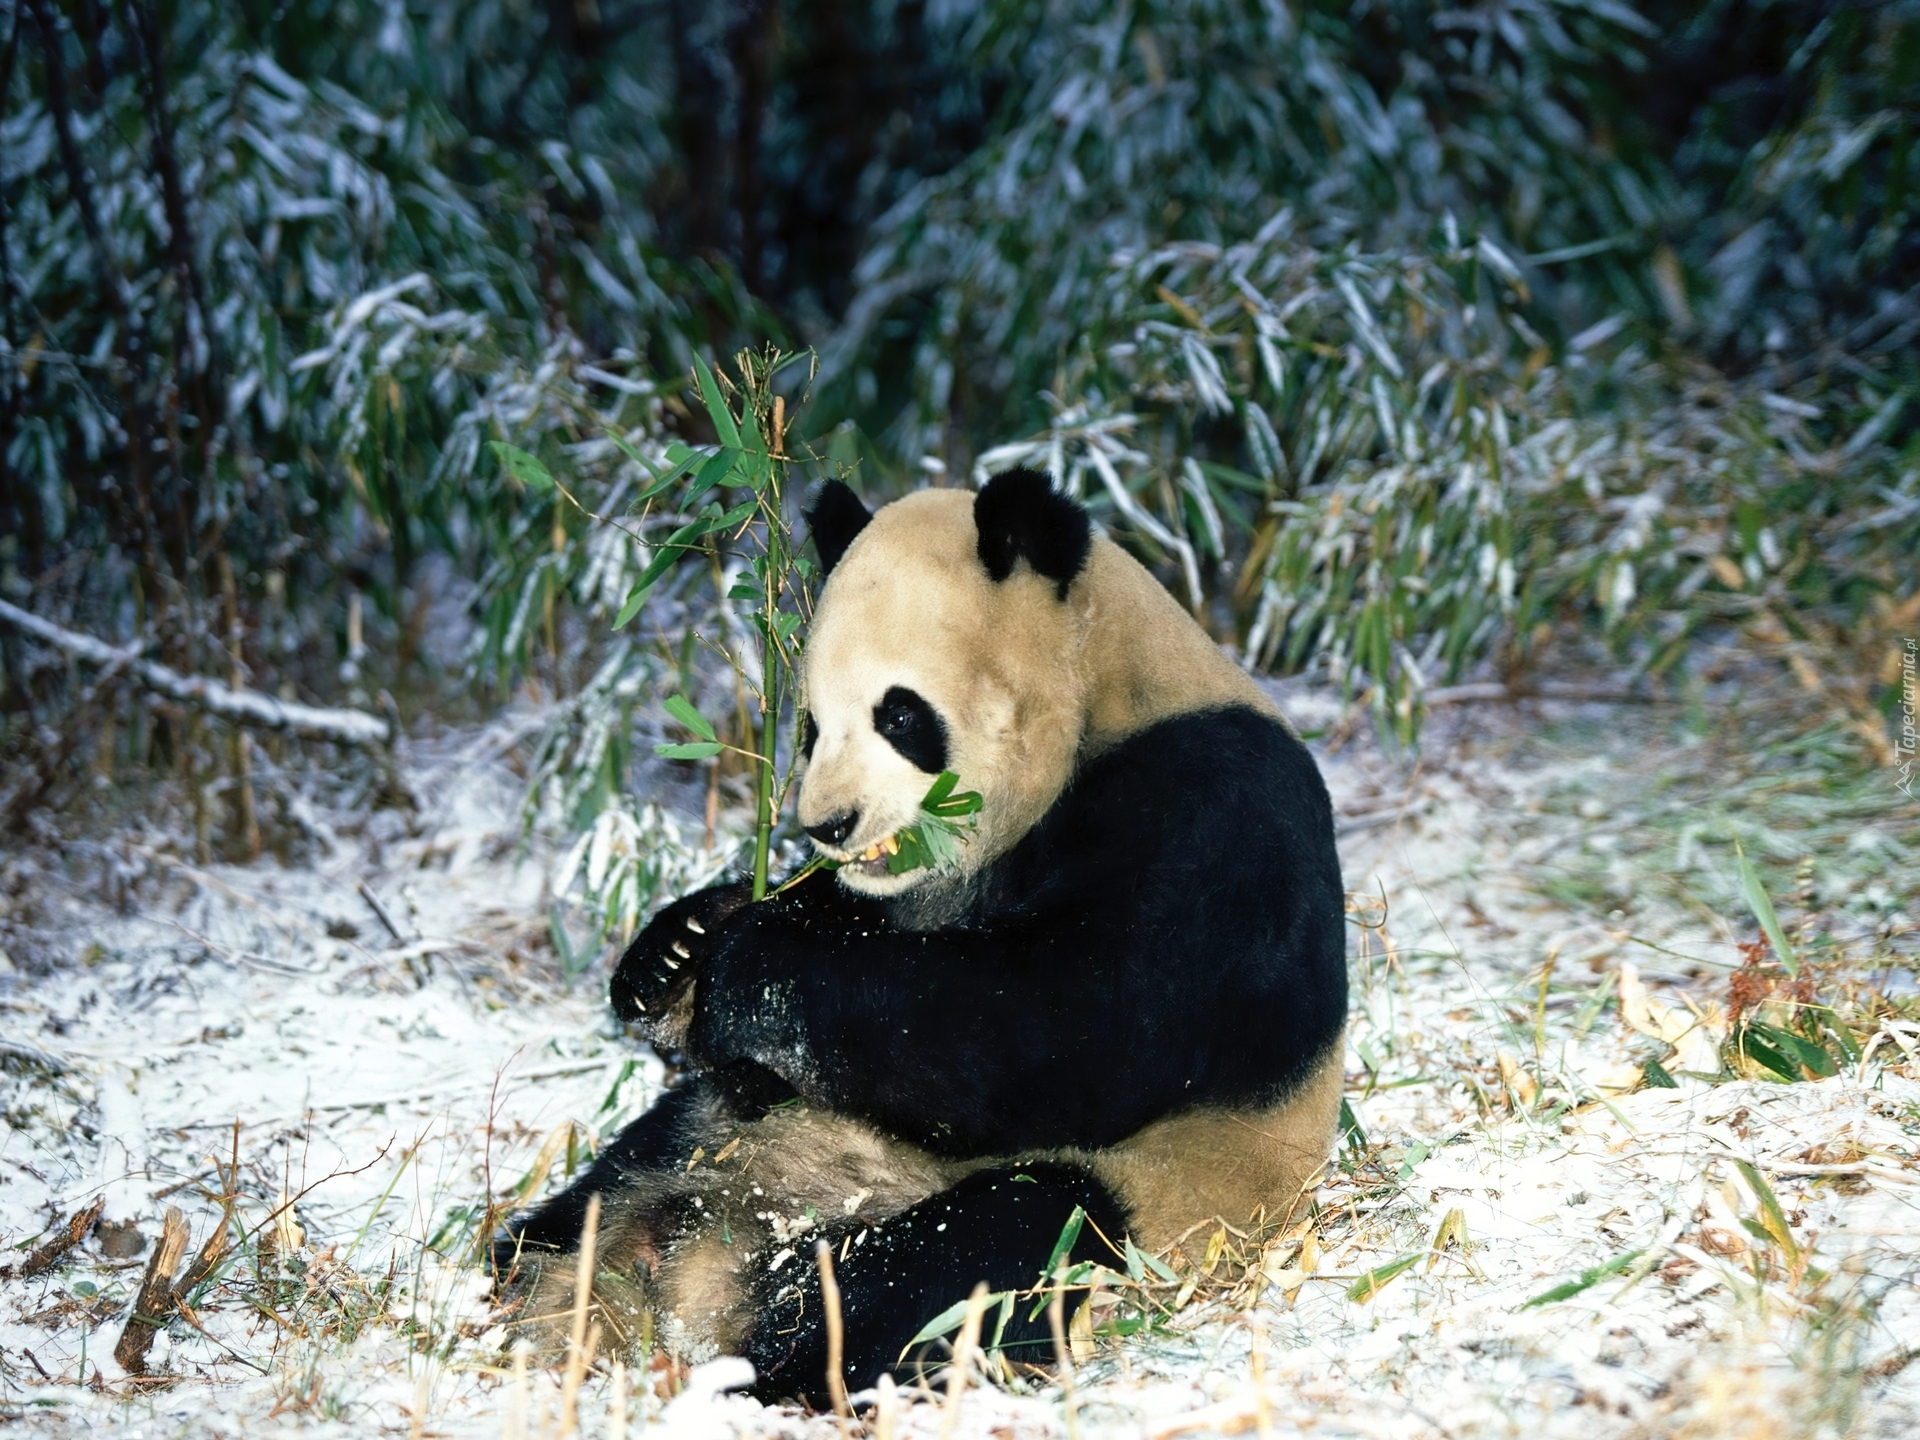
[797,469,1093,897]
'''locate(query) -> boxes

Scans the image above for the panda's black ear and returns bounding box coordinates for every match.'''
[974,469,1091,600]
[806,481,873,577]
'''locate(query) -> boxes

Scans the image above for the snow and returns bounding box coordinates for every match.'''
[2,693,1916,1437]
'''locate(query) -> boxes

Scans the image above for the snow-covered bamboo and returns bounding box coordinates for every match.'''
[0,597,393,748]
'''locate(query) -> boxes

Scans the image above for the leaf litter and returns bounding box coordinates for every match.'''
[0,679,1916,1438]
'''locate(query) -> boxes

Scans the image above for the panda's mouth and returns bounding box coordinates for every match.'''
[845,833,900,878]
[816,830,908,880]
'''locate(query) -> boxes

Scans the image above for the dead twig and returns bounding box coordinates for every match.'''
[555,1193,602,1438]
[815,1239,853,1433]
[939,1282,991,1440]
[1049,1262,1080,1440]
[358,882,410,944]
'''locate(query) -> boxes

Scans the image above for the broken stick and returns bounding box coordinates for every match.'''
[114,1206,189,1375]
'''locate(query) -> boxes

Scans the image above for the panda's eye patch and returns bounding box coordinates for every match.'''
[871,686,949,774]
[801,712,819,759]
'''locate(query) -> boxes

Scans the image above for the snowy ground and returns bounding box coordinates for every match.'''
[3,684,1917,1438]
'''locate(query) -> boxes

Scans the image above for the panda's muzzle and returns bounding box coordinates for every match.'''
[805,810,859,847]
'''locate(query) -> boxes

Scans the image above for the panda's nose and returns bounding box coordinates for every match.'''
[806,810,859,847]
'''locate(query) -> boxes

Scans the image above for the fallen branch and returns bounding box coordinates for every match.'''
[0,598,392,747]
[10,1197,104,1280]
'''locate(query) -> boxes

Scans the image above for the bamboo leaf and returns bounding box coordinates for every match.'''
[662,695,716,741]
[692,354,742,450]
[908,1292,1008,1348]
[1734,838,1798,975]
[686,448,739,501]
[489,441,554,492]
[654,741,722,760]
[1042,1205,1088,1286]
[612,583,649,630]
[1520,1247,1648,1309]
[1347,1252,1421,1303]
[1735,1160,1800,1263]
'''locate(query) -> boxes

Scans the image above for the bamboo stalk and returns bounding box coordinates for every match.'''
[751,515,780,899]
[218,553,261,860]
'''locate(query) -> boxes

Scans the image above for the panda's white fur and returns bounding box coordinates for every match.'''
[799,487,1269,899]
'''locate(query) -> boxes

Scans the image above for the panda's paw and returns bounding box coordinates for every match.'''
[610,882,753,1024]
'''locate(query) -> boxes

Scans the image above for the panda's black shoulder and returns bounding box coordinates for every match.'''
[1075,705,1332,849]
[993,703,1342,924]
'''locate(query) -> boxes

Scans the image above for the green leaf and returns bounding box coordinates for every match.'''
[922,770,984,817]
[612,583,650,630]
[885,825,936,875]
[547,906,578,975]
[1642,1057,1679,1088]
[988,1289,1015,1353]
[1339,1097,1368,1153]
[692,354,742,449]
[687,448,738,501]
[597,1058,639,1116]
[1734,838,1798,975]
[1738,1025,1805,1083]
[1347,1252,1421,1303]
[655,741,723,760]
[630,447,702,503]
[1735,1160,1800,1262]
[908,1292,1008,1348]
[663,694,717,742]
[489,441,554,492]
[1042,1205,1087,1286]
[1520,1247,1648,1309]
[1764,1025,1839,1078]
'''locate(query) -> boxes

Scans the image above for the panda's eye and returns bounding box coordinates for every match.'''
[871,686,948,774]
[801,712,819,759]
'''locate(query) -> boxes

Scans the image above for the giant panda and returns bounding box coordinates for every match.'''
[495,469,1348,1402]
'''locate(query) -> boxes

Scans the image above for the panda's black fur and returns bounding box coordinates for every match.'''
[496,471,1348,1403]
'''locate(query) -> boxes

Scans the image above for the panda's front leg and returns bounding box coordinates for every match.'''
[609,880,754,1051]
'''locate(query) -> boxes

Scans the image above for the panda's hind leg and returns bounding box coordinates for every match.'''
[492,1079,720,1281]
[744,1163,1125,1405]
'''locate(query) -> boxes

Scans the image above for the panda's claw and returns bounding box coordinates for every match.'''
[671,941,692,959]
[685,917,707,935]
[663,956,681,970]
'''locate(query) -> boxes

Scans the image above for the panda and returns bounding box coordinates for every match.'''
[495,468,1348,1402]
